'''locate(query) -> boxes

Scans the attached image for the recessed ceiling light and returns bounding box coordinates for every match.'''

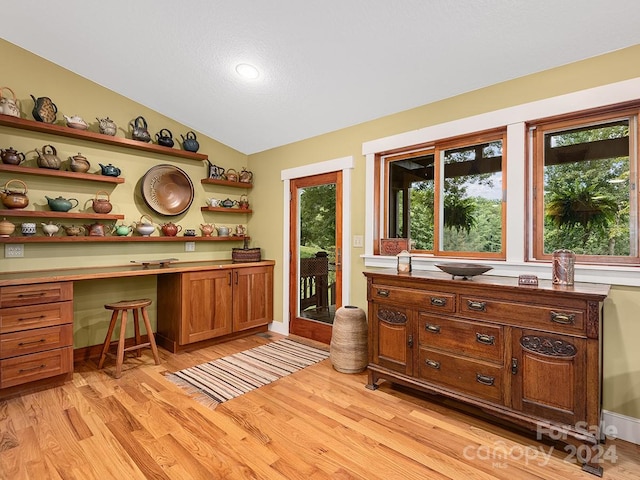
[235,63,260,80]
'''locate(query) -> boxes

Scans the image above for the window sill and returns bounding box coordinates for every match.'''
[362,254,640,287]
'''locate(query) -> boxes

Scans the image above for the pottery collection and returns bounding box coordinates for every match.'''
[63,115,88,130]
[0,87,20,118]
[181,131,199,152]
[21,222,36,236]
[0,218,16,237]
[1,179,29,209]
[36,144,62,170]
[1,147,26,165]
[91,191,112,214]
[97,117,117,136]
[160,222,182,237]
[31,94,57,123]
[99,163,121,177]
[46,195,78,212]
[69,153,91,173]
[200,223,215,237]
[155,128,174,148]
[131,116,151,143]
[133,214,155,236]
[41,222,61,237]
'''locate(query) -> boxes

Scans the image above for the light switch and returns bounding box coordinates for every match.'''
[353,235,363,248]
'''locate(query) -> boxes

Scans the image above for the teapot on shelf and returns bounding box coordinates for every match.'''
[85,222,107,236]
[155,128,174,148]
[220,198,236,208]
[205,160,225,179]
[97,117,117,136]
[36,144,62,170]
[1,147,26,166]
[130,116,151,142]
[41,222,61,237]
[30,94,57,123]
[99,163,121,177]
[0,218,16,236]
[239,167,253,184]
[69,153,90,173]
[200,223,215,237]
[132,214,155,237]
[1,179,29,209]
[113,223,133,236]
[62,224,85,236]
[63,115,88,130]
[180,131,199,152]
[0,87,20,118]
[225,168,239,182]
[237,194,250,210]
[46,195,78,212]
[91,190,112,214]
[160,221,182,237]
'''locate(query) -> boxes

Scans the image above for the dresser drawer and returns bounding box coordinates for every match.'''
[0,346,73,389]
[0,324,73,359]
[0,302,73,334]
[459,295,585,334]
[418,313,503,363]
[418,348,503,403]
[371,284,455,313]
[0,282,73,308]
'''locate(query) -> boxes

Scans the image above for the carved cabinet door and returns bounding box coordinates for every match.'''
[370,302,414,375]
[511,328,586,426]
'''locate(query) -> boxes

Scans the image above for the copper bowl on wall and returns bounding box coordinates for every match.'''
[141,165,194,216]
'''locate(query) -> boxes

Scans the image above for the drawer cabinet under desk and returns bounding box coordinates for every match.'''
[0,282,74,394]
[364,269,610,476]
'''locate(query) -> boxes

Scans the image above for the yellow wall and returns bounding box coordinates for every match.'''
[2,37,639,419]
[0,39,249,346]
[248,44,640,419]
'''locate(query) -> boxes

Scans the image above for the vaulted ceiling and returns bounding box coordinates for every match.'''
[4,1,640,154]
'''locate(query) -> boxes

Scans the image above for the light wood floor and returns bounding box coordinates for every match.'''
[1,333,638,479]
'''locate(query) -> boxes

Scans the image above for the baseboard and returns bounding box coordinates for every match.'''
[268,320,289,336]
[602,409,640,445]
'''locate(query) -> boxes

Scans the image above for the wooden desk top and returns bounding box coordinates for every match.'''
[0,259,275,287]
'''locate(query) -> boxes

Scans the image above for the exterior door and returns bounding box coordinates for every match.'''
[289,171,343,344]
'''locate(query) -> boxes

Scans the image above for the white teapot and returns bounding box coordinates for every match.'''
[63,115,88,130]
[41,222,61,237]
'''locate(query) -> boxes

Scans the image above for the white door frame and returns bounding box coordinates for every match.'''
[272,156,354,335]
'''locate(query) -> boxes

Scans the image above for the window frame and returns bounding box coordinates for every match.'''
[529,102,640,266]
[376,128,507,260]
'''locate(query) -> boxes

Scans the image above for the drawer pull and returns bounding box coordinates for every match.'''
[476,374,495,386]
[18,292,46,298]
[18,315,46,322]
[408,334,413,348]
[430,297,447,307]
[376,289,390,297]
[425,323,441,334]
[425,359,440,370]
[550,311,575,325]
[467,300,486,312]
[19,364,46,373]
[18,338,47,347]
[475,333,495,345]
[511,358,518,375]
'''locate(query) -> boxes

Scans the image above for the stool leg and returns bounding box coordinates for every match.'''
[115,309,128,379]
[98,310,119,370]
[133,308,142,357]
[141,306,160,365]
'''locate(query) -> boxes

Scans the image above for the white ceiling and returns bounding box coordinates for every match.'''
[3,1,640,154]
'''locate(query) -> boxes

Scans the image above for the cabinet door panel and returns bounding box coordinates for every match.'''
[371,303,413,375]
[511,328,586,425]
[233,266,273,331]
[181,271,232,344]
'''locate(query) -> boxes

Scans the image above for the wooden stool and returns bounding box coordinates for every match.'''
[98,298,160,378]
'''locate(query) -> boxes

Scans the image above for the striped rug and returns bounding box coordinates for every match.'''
[165,338,329,408]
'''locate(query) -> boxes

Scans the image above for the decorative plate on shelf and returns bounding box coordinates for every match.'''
[141,165,194,216]
[435,263,493,280]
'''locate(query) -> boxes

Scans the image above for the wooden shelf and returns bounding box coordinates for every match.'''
[0,114,208,162]
[0,164,125,184]
[201,206,253,214]
[0,235,249,243]
[201,178,253,189]
[0,210,124,220]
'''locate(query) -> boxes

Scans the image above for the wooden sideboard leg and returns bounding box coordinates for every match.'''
[365,369,379,390]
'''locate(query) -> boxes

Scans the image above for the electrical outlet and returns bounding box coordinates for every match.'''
[185,241,195,252]
[5,244,24,258]
[352,235,363,248]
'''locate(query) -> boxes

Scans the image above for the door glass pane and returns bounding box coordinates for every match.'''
[298,183,336,324]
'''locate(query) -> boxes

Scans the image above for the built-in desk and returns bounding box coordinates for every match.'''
[0,259,274,397]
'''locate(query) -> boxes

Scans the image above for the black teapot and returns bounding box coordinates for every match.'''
[30,94,57,123]
[181,131,199,152]
[130,116,151,143]
[155,128,174,148]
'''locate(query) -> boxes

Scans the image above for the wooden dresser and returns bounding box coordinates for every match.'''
[364,269,610,476]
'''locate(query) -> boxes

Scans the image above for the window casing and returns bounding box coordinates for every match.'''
[379,129,507,259]
[530,104,639,265]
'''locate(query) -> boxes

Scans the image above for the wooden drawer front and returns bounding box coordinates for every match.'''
[0,346,73,389]
[459,296,585,334]
[418,348,503,403]
[0,325,73,359]
[0,302,73,334]
[0,282,73,308]
[372,285,455,313]
[418,313,503,363]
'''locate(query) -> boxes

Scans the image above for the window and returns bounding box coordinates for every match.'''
[531,105,639,264]
[381,130,506,259]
